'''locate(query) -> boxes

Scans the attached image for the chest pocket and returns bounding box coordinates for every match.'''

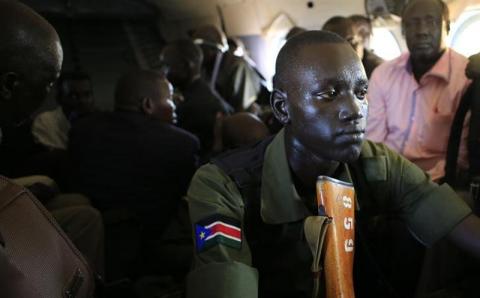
[421,111,455,154]
[420,87,460,154]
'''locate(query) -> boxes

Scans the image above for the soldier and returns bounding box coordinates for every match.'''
[184,30,480,298]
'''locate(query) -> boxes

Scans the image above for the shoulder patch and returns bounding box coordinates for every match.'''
[195,214,242,252]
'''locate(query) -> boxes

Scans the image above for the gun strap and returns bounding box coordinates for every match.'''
[304,216,331,298]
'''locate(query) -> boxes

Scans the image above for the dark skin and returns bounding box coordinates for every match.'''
[323,18,364,59]
[0,2,62,293]
[144,78,177,124]
[115,71,177,124]
[402,0,449,82]
[220,112,269,150]
[58,79,94,118]
[0,1,62,127]
[272,39,480,259]
[272,42,368,193]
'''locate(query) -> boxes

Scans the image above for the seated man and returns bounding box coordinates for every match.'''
[160,39,232,160]
[323,16,384,79]
[349,14,384,78]
[32,71,94,150]
[366,0,471,182]
[184,30,480,298]
[0,0,103,288]
[70,69,199,218]
[69,70,200,278]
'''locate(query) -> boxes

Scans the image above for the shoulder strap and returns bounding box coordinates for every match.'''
[212,136,274,201]
[0,177,27,211]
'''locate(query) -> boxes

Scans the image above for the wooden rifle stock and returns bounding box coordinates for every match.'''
[316,176,355,298]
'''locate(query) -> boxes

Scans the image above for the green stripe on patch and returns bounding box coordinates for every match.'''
[203,235,242,251]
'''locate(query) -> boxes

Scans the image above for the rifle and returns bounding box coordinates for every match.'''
[316,176,356,298]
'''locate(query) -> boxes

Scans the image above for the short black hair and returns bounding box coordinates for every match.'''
[285,26,307,40]
[273,30,347,90]
[349,15,372,39]
[114,69,167,111]
[322,16,353,33]
[402,0,450,24]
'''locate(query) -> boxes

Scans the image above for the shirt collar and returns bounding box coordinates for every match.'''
[397,49,452,83]
[424,48,451,82]
[260,128,353,224]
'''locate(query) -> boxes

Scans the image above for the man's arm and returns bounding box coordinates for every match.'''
[185,163,258,298]
[448,214,480,259]
[365,67,388,142]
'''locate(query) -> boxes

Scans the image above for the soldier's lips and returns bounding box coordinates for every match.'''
[336,129,365,142]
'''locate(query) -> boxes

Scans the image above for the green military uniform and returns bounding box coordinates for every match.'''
[185,129,471,298]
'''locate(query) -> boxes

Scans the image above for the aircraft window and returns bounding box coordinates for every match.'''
[370,27,402,60]
[449,9,480,57]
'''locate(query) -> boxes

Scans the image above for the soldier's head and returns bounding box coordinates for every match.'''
[272,30,368,163]
[402,0,449,63]
[114,70,176,124]
[0,0,63,127]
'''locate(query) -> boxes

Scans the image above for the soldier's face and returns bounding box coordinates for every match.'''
[284,42,368,163]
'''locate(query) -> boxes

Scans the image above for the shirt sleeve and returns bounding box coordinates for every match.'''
[379,144,472,246]
[366,67,388,142]
[185,163,259,298]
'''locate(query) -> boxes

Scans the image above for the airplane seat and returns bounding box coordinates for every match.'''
[445,76,480,195]
[417,76,480,298]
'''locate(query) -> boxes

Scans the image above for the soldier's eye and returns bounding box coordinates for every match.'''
[316,89,337,100]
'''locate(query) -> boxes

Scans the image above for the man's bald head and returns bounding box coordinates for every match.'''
[115,70,176,123]
[222,112,269,150]
[273,30,348,91]
[0,0,63,127]
[0,0,62,79]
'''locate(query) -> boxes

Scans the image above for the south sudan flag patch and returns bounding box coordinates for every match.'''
[195,214,242,252]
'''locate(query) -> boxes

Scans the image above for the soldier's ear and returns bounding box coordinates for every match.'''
[0,72,19,101]
[271,88,289,125]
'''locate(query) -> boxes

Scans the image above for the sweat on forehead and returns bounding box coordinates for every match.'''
[273,30,349,89]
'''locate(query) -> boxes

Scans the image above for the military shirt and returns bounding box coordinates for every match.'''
[185,129,471,298]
